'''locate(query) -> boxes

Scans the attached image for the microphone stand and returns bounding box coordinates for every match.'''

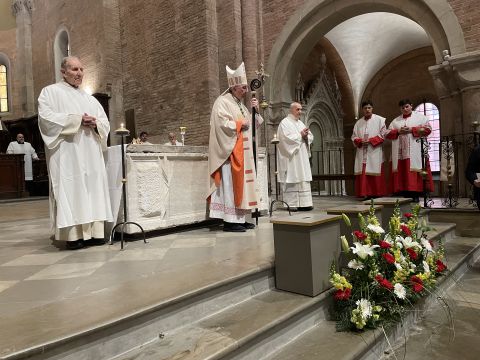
[250,78,262,225]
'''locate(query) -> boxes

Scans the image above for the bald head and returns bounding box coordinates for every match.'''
[168,132,177,145]
[290,102,302,119]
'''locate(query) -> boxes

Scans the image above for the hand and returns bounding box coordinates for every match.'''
[399,126,410,134]
[82,113,97,128]
[301,128,309,139]
[241,119,250,131]
[362,140,370,146]
[251,98,259,111]
[474,179,480,188]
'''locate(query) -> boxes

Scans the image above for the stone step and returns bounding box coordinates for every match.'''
[264,235,480,360]
[114,220,459,360]
[116,289,331,360]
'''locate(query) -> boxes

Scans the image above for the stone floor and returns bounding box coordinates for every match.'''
[0,196,477,359]
[383,260,480,360]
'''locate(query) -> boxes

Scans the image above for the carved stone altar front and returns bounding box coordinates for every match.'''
[113,145,269,234]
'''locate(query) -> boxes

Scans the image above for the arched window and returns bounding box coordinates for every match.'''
[0,63,8,113]
[53,27,70,82]
[415,102,440,172]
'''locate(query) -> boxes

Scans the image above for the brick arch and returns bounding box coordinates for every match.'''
[267,0,465,105]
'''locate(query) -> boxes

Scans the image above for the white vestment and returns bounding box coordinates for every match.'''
[208,93,263,222]
[351,115,386,175]
[38,81,113,240]
[388,113,430,172]
[6,141,39,180]
[277,115,314,207]
[164,141,183,146]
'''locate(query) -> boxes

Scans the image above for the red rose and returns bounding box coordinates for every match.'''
[410,275,423,292]
[379,241,392,249]
[406,247,418,260]
[403,213,412,219]
[334,288,351,300]
[375,275,394,290]
[400,224,412,236]
[382,253,395,264]
[436,260,447,273]
[353,230,367,241]
[412,282,424,293]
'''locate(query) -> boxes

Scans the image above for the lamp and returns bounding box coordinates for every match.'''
[179,126,186,146]
[109,123,147,250]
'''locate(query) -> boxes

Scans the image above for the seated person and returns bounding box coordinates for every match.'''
[164,132,183,146]
[132,131,152,144]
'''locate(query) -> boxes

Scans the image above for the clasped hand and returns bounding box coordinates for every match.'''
[82,113,97,128]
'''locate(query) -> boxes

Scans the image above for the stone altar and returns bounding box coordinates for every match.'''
[110,144,269,234]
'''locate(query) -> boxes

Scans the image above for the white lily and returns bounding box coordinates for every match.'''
[351,242,380,260]
[421,238,433,252]
[394,283,406,299]
[401,236,422,250]
[423,260,431,273]
[348,259,365,270]
[394,262,403,271]
[367,224,385,234]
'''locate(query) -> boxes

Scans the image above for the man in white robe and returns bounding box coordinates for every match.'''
[207,62,263,232]
[277,102,314,210]
[351,100,387,199]
[38,56,112,250]
[6,133,39,192]
[386,98,433,202]
[164,132,183,146]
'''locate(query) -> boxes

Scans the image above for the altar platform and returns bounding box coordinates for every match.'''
[0,197,479,360]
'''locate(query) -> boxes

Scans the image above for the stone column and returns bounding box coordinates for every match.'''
[429,51,480,197]
[12,0,35,116]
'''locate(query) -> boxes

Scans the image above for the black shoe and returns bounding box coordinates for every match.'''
[85,238,106,246]
[298,206,314,211]
[241,222,255,229]
[223,222,246,232]
[411,197,420,203]
[66,240,85,250]
[288,207,298,212]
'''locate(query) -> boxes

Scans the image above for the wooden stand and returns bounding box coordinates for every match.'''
[0,154,27,199]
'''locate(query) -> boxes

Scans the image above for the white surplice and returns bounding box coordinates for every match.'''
[6,141,39,180]
[351,114,386,175]
[277,115,314,207]
[38,81,113,240]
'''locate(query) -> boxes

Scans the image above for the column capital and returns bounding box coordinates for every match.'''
[12,0,33,17]
[429,51,480,97]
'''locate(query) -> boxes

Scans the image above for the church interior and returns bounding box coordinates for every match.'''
[1,0,480,359]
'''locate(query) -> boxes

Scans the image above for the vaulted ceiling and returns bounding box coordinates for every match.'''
[325,12,432,111]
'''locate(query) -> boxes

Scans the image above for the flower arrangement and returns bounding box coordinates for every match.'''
[330,203,447,331]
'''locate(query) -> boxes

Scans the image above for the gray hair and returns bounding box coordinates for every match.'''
[61,56,80,70]
[290,102,302,110]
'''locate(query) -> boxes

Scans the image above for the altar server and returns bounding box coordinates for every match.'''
[351,100,387,199]
[38,56,112,250]
[277,102,314,210]
[207,62,263,232]
[386,98,434,201]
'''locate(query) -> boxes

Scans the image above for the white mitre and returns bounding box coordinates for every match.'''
[226,62,248,87]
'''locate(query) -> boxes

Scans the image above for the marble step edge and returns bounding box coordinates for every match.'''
[135,225,461,360]
[119,286,335,360]
[2,265,275,360]
[356,236,480,360]
[264,236,480,360]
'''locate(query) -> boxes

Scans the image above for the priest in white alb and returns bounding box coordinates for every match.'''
[207,62,263,232]
[277,102,314,211]
[386,98,434,202]
[38,56,112,250]
[6,133,39,192]
[351,100,387,199]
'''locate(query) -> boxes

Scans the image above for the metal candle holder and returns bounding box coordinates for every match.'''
[109,123,147,250]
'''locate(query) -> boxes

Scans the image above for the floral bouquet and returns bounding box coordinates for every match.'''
[329,202,447,331]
